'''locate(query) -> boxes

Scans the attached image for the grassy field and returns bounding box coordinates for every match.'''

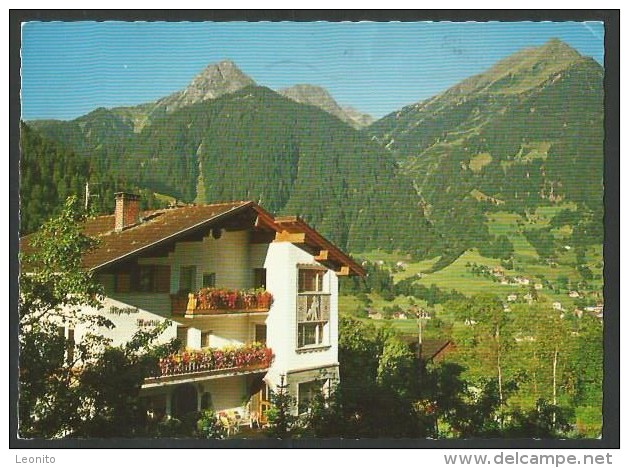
[339,293,446,336]
[351,205,601,314]
[154,192,177,205]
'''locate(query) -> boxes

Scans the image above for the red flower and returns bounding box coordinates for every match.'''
[154,344,274,377]
[192,288,274,312]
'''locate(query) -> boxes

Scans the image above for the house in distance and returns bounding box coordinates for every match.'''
[31,192,365,426]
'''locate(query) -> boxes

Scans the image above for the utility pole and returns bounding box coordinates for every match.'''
[416,309,431,360]
[84,181,100,212]
[85,181,90,211]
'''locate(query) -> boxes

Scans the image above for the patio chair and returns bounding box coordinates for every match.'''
[249,410,260,428]
[218,412,237,436]
[226,410,241,433]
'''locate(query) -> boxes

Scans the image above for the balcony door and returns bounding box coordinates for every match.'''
[176,326,188,349]
[254,324,267,346]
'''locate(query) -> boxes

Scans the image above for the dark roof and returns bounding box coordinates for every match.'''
[399,335,453,361]
[82,201,251,270]
[21,200,365,276]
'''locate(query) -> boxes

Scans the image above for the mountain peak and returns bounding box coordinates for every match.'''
[280,84,337,104]
[191,60,253,87]
[444,38,587,99]
[157,60,256,113]
[183,60,256,101]
[538,38,582,60]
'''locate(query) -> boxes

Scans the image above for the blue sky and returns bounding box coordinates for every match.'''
[21,21,605,121]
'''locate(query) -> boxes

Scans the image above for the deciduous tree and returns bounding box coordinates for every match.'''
[19,197,175,438]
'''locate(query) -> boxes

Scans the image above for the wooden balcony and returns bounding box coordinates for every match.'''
[171,288,273,317]
[144,344,274,386]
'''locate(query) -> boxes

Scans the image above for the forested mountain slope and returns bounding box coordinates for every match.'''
[369,39,604,256]
[20,122,165,234]
[27,85,435,255]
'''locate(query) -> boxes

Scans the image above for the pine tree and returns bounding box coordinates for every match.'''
[266,375,297,439]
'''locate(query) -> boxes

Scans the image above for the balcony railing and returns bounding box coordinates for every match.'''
[171,288,273,316]
[147,344,274,381]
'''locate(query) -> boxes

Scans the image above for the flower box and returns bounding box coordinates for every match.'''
[187,288,274,314]
[152,344,274,378]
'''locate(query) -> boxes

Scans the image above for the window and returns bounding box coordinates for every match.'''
[298,380,327,414]
[298,268,325,293]
[202,272,216,288]
[179,266,197,293]
[253,268,267,289]
[297,267,330,349]
[116,265,170,293]
[138,266,155,292]
[201,331,212,348]
[298,322,325,348]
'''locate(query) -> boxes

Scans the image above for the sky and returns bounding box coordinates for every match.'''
[20,20,605,121]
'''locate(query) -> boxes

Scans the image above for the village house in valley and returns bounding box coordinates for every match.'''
[29,193,365,427]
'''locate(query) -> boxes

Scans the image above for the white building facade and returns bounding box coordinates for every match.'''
[53,193,364,424]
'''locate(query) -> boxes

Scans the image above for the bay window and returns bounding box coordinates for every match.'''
[297,267,330,349]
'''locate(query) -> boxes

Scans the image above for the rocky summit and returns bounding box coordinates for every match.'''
[157,60,257,114]
[279,84,373,129]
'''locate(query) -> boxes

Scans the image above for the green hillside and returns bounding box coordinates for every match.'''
[20,122,166,234]
[28,86,437,255]
[369,40,603,258]
[26,41,604,263]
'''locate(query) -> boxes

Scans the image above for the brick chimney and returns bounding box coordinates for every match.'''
[114,192,141,232]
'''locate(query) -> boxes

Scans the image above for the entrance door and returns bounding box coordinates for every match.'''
[258,384,271,425]
[248,377,271,426]
[171,384,198,418]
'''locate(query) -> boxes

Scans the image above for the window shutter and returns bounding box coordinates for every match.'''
[297,295,308,322]
[320,296,330,321]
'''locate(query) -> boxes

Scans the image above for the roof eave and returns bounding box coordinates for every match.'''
[273,215,366,276]
[88,201,254,272]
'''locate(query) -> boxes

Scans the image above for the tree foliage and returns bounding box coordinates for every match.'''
[196,410,228,439]
[20,122,166,235]
[29,87,438,257]
[266,375,298,439]
[301,316,578,439]
[19,197,175,438]
[445,291,601,437]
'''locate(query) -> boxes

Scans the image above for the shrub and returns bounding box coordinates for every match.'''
[197,410,227,439]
